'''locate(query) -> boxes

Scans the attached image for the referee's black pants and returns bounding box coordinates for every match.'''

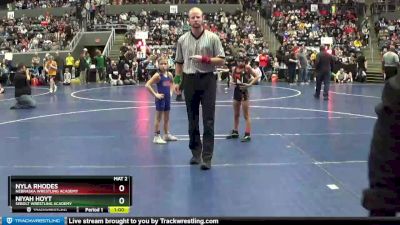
[315,71,331,97]
[183,72,216,163]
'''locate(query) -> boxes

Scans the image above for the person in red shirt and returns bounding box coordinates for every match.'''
[40,20,49,27]
[273,10,282,18]
[300,8,306,17]
[210,24,218,33]
[319,9,329,16]
[345,26,355,34]
[293,44,300,54]
[257,51,269,81]
[346,11,356,21]
[329,19,337,27]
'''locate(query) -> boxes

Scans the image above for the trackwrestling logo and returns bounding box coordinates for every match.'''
[2,216,64,225]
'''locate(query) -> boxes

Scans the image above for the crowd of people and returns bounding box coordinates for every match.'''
[265,3,373,84]
[2,0,247,53]
[0,13,79,53]
[270,4,365,56]
[88,10,267,82]
[11,0,80,10]
[0,0,386,90]
[0,5,375,96]
[7,0,237,10]
[375,17,400,55]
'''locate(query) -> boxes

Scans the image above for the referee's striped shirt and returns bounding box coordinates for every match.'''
[383,51,399,68]
[175,30,225,74]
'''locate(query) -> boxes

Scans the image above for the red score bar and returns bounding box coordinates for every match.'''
[14,183,130,195]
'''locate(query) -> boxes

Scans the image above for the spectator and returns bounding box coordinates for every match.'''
[54,51,64,82]
[257,50,269,81]
[356,52,367,82]
[287,52,298,85]
[298,47,309,84]
[65,52,75,76]
[335,68,353,83]
[10,64,36,110]
[120,63,136,85]
[45,55,58,93]
[0,73,5,93]
[94,49,107,82]
[79,49,90,84]
[63,67,72,85]
[108,61,123,86]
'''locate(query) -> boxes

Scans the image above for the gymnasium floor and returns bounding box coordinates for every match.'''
[0,81,383,217]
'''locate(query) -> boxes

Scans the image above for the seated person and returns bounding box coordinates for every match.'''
[120,63,136,85]
[355,69,367,82]
[145,59,157,78]
[108,61,123,86]
[63,67,72,85]
[335,68,353,83]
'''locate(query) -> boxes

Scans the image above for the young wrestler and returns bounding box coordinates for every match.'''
[145,57,178,144]
[226,55,261,142]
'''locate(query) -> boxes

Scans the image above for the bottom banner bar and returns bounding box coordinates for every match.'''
[65,217,400,225]
[1,217,400,225]
[67,217,222,225]
[12,207,109,213]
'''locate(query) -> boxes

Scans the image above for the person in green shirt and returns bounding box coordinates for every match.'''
[94,49,107,82]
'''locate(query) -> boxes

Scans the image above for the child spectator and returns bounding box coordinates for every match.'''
[63,67,71,85]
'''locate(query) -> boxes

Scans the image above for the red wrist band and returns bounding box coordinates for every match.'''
[201,55,211,64]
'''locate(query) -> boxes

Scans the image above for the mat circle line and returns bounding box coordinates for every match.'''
[70,85,302,103]
[0,104,376,126]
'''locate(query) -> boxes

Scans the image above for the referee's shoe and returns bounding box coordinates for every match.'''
[200,161,211,170]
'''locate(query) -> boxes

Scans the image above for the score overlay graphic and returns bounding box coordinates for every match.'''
[8,176,132,213]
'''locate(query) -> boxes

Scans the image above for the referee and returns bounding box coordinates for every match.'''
[362,75,400,216]
[382,45,399,81]
[174,7,225,170]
